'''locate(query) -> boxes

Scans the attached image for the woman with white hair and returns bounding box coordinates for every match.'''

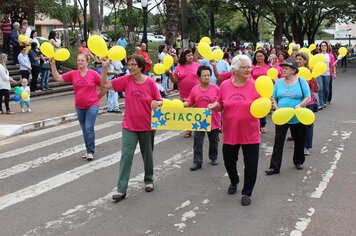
[209,54,260,206]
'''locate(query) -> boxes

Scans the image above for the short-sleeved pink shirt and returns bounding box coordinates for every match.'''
[251,64,270,80]
[173,61,200,99]
[187,84,221,130]
[217,78,260,145]
[111,75,162,131]
[62,69,101,109]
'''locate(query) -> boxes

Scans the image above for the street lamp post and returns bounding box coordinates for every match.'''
[348,33,351,47]
[141,0,148,51]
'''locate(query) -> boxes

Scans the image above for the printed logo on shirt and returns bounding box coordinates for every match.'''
[131,89,147,98]
[229,93,246,101]
[76,79,89,87]
[197,95,213,104]
[282,90,299,98]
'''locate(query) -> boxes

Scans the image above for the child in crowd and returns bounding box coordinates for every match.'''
[107,61,121,113]
[20,78,31,112]
[155,77,167,98]
[184,65,220,171]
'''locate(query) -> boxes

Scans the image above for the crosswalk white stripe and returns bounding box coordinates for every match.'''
[24,147,192,236]
[0,121,121,160]
[0,132,122,180]
[0,131,180,211]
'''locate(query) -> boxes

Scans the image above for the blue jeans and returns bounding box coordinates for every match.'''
[107,90,119,111]
[317,75,331,107]
[161,73,169,90]
[41,69,50,89]
[75,105,99,154]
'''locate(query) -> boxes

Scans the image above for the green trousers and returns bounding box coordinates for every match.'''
[117,129,155,193]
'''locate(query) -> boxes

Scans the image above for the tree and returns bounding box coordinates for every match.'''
[165,0,179,45]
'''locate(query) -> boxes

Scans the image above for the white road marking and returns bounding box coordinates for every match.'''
[290,208,315,236]
[24,145,192,236]
[0,132,122,180]
[0,131,180,212]
[310,131,351,198]
[0,121,120,160]
[175,200,191,211]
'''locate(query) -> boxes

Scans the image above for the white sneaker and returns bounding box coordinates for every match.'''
[86,153,94,161]
[304,148,310,156]
[21,109,25,113]
[27,108,31,112]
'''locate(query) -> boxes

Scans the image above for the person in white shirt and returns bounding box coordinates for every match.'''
[0,53,17,114]
[17,45,32,79]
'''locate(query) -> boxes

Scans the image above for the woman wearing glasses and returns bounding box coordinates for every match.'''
[209,55,261,206]
[100,54,162,202]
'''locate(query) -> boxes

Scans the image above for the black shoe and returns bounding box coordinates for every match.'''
[295,164,304,170]
[107,110,114,113]
[227,184,237,195]
[114,110,122,114]
[241,196,251,206]
[210,160,218,166]
[145,183,154,192]
[265,168,280,175]
[112,193,126,202]
[190,163,202,171]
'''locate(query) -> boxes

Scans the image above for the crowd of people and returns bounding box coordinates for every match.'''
[0,10,353,206]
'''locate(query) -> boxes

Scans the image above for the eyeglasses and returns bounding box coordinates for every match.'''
[127,63,138,67]
[240,66,251,70]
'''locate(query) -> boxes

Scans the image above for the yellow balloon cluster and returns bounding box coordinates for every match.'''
[311,61,327,78]
[309,54,325,68]
[87,35,126,61]
[271,107,315,125]
[250,75,273,118]
[212,49,224,61]
[162,98,184,108]
[297,67,312,81]
[153,55,174,75]
[299,47,312,59]
[308,44,316,52]
[198,42,213,60]
[40,42,71,61]
[338,47,347,57]
[288,42,295,56]
[199,36,211,45]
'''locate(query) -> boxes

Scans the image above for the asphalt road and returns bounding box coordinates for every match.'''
[1,69,356,236]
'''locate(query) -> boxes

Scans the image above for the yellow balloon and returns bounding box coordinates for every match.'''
[297,67,312,81]
[299,47,311,56]
[40,42,55,58]
[171,99,184,108]
[197,42,213,60]
[255,75,274,98]
[162,98,172,108]
[311,61,327,78]
[21,92,28,100]
[272,108,295,125]
[288,48,293,56]
[338,47,347,57]
[87,35,108,57]
[54,48,70,61]
[267,68,278,79]
[212,49,224,61]
[250,98,272,118]
[288,43,295,50]
[108,45,126,61]
[153,63,165,75]
[200,36,211,45]
[308,44,316,52]
[295,108,315,125]
[163,55,174,70]
[309,54,325,68]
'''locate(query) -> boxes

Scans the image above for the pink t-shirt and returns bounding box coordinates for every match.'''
[173,61,200,99]
[187,84,221,130]
[251,64,270,80]
[217,78,260,145]
[219,72,253,83]
[273,64,283,78]
[111,75,162,131]
[62,69,101,109]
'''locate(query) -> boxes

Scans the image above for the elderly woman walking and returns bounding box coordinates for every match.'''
[265,59,311,175]
[100,54,162,202]
[209,54,261,206]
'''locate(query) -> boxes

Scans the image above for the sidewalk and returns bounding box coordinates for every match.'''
[0,91,179,139]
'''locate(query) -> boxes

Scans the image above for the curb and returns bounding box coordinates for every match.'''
[0,92,179,139]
